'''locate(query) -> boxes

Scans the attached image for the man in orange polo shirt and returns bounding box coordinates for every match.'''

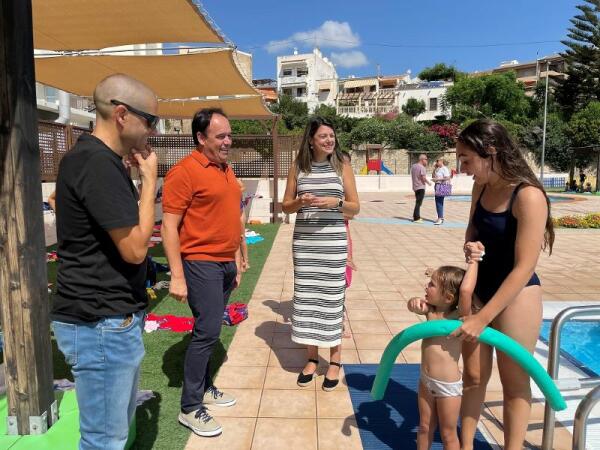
[161,108,241,437]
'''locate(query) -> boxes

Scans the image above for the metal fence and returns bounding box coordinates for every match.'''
[37,121,302,181]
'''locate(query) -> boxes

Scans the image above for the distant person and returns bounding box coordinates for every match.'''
[407,255,480,450]
[411,154,431,222]
[162,108,241,437]
[52,73,159,450]
[282,117,360,391]
[432,158,451,225]
[579,169,586,192]
[452,119,554,450]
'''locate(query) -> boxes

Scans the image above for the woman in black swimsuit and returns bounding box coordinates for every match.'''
[451,120,554,450]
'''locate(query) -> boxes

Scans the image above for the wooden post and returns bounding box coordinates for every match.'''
[271,116,281,223]
[0,0,56,435]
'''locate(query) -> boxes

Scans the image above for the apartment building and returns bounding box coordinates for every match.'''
[477,54,566,95]
[397,80,452,121]
[336,74,411,118]
[276,48,338,111]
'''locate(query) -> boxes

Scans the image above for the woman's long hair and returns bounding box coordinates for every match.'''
[458,119,554,253]
[295,117,344,176]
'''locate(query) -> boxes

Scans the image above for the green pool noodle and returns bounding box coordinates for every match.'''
[370,320,567,411]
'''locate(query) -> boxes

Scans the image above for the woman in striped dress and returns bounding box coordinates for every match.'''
[283,117,360,391]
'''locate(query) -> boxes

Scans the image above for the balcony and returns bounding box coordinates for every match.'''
[280,75,307,85]
[337,104,397,117]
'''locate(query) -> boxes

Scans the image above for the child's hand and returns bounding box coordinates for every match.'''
[407,297,429,315]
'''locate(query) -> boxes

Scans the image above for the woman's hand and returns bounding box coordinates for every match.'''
[463,241,485,263]
[450,313,489,342]
[298,193,315,206]
[310,196,339,209]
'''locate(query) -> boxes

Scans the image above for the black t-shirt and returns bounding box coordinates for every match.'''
[51,134,147,323]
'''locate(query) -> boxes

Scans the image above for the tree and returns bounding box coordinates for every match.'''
[556,0,600,119]
[402,98,426,119]
[312,104,361,133]
[418,63,463,81]
[522,114,572,172]
[444,71,532,124]
[568,101,600,149]
[348,118,392,147]
[269,95,308,131]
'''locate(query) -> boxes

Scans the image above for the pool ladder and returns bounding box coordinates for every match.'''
[541,305,600,450]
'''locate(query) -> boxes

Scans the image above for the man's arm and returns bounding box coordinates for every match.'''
[107,152,157,264]
[161,212,187,302]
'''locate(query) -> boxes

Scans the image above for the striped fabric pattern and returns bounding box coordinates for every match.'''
[291,160,347,347]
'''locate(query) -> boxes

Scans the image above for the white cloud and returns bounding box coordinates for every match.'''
[330,50,368,68]
[266,21,360,54]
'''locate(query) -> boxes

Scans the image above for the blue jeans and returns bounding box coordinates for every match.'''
[435,195,445,219]
[52,311,145,450]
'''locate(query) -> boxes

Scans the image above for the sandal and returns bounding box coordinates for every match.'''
[297,359,319,387]
[322,361,342,392]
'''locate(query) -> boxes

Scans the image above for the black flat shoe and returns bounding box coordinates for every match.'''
[297,359,319,387]
[322,361,342,391]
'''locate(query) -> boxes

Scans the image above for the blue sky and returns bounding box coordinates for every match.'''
[199,0,579,79]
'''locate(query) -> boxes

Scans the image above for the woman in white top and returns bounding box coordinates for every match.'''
[432,158,451,225]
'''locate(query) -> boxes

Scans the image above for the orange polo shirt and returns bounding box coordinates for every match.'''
[162,150,241,261]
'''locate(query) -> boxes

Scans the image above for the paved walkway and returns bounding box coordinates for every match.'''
[185,192,600,449]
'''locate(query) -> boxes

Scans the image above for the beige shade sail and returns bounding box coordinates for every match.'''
[35,50,257,98]
[32,0,224,50]
[158,96,273,119]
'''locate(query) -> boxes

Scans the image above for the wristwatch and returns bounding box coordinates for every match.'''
[337,199,344,209]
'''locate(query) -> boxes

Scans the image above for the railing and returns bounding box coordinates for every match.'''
[541,305,600,450]
[572,384,600,450]
[280,75,307,85]
[337,105,396,115]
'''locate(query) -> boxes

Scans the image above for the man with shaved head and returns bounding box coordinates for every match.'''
[51,73,158,450]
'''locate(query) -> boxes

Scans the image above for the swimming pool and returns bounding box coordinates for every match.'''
[539,319,600,377]
[425,195,573,203]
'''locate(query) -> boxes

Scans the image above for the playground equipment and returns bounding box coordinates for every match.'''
[360,144,393,175]
[371,320,567,412]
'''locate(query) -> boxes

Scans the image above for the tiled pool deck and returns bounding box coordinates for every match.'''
[185,192,600,449]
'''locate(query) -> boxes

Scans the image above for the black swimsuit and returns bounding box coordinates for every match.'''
[473,183,541,303]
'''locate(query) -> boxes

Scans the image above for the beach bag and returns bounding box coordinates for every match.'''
[435,183,452,197]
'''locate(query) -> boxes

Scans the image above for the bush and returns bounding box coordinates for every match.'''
[553,213,600,228]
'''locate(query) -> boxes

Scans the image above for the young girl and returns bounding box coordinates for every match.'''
[408,251,481,450]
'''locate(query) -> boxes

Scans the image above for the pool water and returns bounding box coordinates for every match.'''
[426,195,571,203]
[539,320,600,377]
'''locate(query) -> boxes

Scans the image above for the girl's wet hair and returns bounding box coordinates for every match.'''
[457,119,554,254]
[434,266,466,307]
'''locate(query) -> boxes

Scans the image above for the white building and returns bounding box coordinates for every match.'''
[336,74,411,118]
[397,80,452,121]
[277,48,338,111]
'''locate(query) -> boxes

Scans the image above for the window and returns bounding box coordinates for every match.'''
[282,69,292,76]
[296,87,305,97]
[297,68,308,76]
[282,88,292,96]
[429,97,438,111]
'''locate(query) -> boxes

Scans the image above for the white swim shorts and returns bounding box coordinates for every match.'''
[420,372,463,397]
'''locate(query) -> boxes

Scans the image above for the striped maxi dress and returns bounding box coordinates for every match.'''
[291,160,348,348]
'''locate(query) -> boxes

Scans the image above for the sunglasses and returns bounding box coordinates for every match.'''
[111,99,159,129]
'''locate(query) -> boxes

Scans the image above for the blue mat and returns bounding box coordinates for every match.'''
[344,364,493,450]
